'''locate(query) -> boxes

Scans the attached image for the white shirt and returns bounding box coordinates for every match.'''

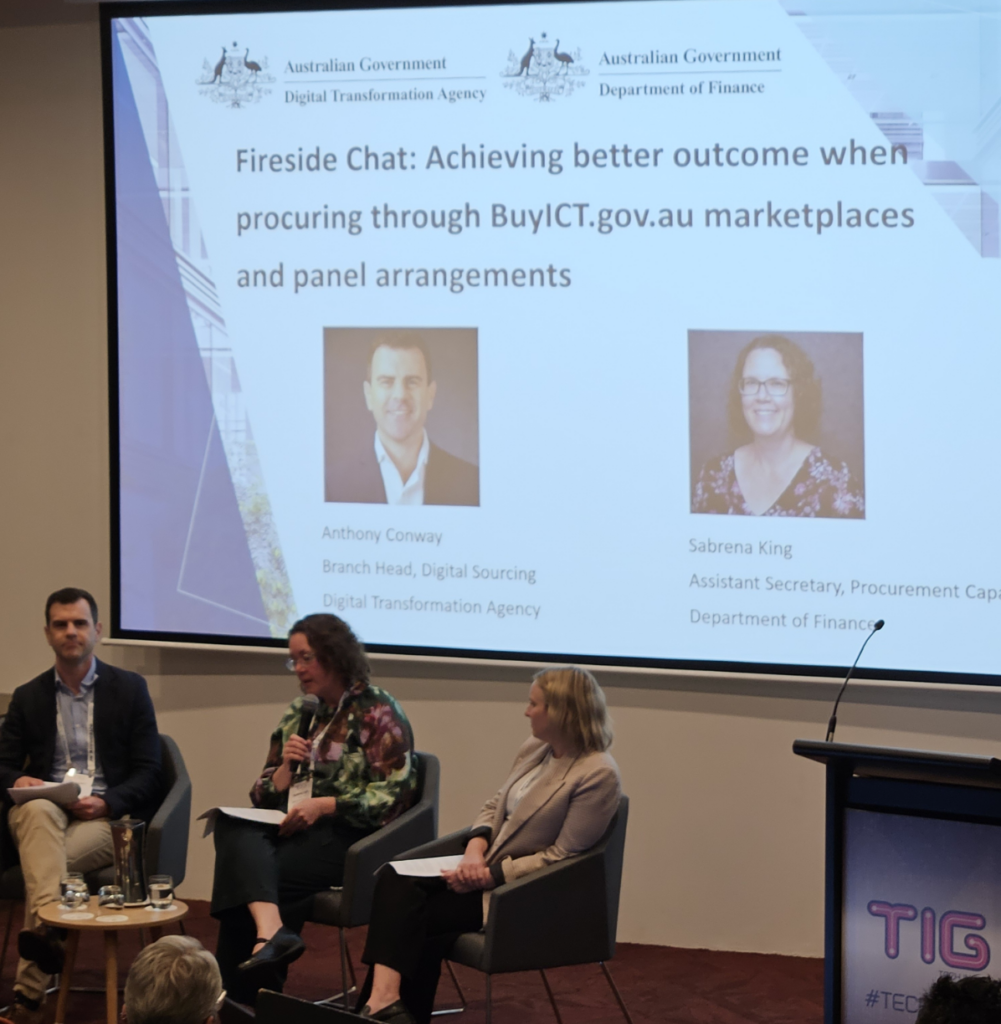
[375,429,430,505]
[49,657,107,794]
[504,751,553,819]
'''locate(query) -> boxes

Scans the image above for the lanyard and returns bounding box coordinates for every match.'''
[307,715,337,770]
[304,689,351,769]
[55,691,95,776]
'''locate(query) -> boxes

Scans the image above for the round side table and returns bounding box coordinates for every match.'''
[38,895,188,1024]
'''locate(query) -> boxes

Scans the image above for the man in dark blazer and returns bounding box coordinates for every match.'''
[0,588,162,1023]
[326,333,479,506]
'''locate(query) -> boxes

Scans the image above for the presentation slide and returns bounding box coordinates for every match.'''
[107,0,1001,679]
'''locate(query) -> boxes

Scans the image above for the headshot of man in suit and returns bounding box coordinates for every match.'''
[325,330,480,506]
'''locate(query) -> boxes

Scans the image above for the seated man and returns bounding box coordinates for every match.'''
[124,935,226,1024]
[0,587,162,1024]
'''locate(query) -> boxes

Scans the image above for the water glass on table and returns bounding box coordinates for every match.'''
[98,885,125,909]
[59,873,88,909]
[149,874,174,910]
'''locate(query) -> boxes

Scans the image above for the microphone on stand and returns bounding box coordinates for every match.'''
[825,619,884,743]
[291,693,321,773]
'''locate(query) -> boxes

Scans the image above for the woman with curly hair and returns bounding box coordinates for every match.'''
[210,613,416,1005]
[693,334,864,518]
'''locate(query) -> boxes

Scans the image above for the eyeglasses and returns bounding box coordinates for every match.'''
[739,377,792,397]
[285,652,317,672]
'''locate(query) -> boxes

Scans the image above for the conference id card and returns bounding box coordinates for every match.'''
[287,774,313,811]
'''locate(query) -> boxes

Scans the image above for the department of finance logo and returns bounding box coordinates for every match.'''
[502,33,588,101]
[197,43,275,108]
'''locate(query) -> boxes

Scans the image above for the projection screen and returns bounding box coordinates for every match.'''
[104,0,1001,683]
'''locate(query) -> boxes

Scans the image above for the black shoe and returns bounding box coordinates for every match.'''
[18,927,65,975]
[236,927,306,973]
[360,1000,417,1024]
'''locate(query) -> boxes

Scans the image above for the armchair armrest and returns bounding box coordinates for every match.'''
[338,799,438,927]
[479,848,615,972]
[145,737,192,886]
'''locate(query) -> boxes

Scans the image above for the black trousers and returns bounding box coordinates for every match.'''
[211,814,371,1005]
[359,867,484,1024]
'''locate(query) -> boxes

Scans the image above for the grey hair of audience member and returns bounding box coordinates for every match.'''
[124,935,224,1024]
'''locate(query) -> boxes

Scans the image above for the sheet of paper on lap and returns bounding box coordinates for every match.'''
[7,781,81,808]
[197,806,286,837]
[390,855,464,877]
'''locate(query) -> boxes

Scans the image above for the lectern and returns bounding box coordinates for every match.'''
[793,740,1001,1024]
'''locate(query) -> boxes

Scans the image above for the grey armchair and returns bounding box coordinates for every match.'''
[0,733,192,981]
[306,751,440,1007]
[397,795,632,1024]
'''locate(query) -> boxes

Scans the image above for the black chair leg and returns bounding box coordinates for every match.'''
[339,926,350,1009]
[431,961,467,1016]
[0,900,14,986]
[539,970,563,1024]
[484,975,492,1024]
[599,962,634,1024]
[316,927,358,1009]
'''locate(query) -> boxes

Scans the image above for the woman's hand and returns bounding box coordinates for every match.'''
[442,865,495,893]
[281,735,312,769]
[271,735,313,793]
[279,796,336,836]
[442,837,495,893]
[441,864,495,893]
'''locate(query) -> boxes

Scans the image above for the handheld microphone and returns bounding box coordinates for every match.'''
[825,619,884,743]
[291,694,320,773]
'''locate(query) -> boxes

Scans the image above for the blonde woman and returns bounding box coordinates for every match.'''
[358,667,621,1024]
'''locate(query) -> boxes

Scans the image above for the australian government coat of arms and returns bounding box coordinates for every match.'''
[503,33,588,101]
[198,44,275,108]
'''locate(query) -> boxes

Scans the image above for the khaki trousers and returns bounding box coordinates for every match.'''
[8,799,113,1002]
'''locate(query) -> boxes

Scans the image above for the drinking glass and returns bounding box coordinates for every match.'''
[59,873,87,909]
[148,874,174,910]
[98,885,125,909]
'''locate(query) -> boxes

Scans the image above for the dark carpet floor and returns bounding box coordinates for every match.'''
[0,900,824,1023]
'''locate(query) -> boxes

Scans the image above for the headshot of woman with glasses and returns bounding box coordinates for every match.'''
[692,334,864,517]
[208,613,416,1007]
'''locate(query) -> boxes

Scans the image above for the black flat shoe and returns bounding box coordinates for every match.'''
[18,927,65,975]
[236,927,306,973]
[359,1000,417,1024]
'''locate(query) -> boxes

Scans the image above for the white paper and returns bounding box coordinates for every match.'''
[8,781,80,807]
[390,855,464,878]
[64,770,93,799]
[198,806,286,837]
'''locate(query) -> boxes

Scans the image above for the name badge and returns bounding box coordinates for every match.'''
[288,773,313,811]
[64,770,93,799]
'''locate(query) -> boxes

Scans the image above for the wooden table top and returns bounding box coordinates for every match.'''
[38,895,188,931]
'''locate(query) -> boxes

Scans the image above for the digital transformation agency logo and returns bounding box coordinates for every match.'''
[502,32,588,102]
[197,43,275,108]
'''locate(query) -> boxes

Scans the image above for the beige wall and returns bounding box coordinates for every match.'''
[2,7,1000,960]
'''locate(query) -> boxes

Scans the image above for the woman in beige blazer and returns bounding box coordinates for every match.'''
[358,667,622,1024]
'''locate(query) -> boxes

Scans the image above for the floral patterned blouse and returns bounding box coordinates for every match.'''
[250,682,417,830]
[692,446,864,518]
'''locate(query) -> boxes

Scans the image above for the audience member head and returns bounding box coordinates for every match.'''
[532,666,613,754]
[916,974,1001,1024]
[123,935,224,1024]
